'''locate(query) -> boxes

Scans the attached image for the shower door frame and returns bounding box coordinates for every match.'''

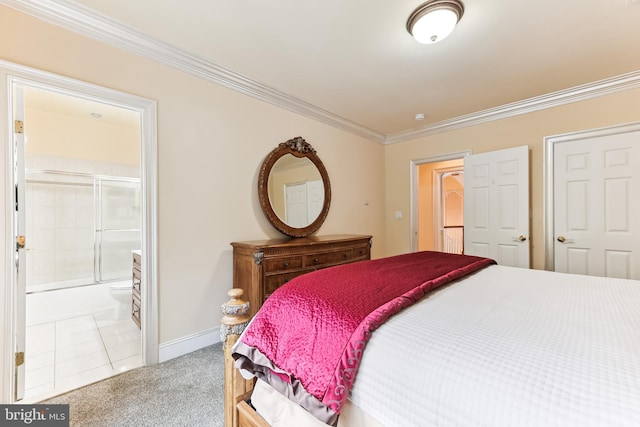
[1,60,159,403]
[24,169,143,290]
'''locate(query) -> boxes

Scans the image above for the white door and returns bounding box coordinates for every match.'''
[306,180,324,223]
[464,146,530,268]
[553,129,640,279]
[12,84,27,401]
[285,183,307,227]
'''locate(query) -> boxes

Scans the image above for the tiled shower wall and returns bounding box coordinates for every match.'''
[25,155,139,289]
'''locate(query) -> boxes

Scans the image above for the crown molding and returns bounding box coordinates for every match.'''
[3,0,639,146]
[385,70,640,144]
[1,0,386,143]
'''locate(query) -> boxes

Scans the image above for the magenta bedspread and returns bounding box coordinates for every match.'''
[232,251,496,425]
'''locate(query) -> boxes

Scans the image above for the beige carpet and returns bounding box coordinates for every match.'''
[42,343,224,427]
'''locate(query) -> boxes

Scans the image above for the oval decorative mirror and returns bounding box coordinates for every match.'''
[258,137,331,237]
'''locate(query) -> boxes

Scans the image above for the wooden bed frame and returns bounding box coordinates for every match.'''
[221,289,270,427]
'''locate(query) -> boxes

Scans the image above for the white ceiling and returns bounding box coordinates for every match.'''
[7,0,640,141]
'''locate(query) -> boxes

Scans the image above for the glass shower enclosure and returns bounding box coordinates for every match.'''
[25,169,141,293]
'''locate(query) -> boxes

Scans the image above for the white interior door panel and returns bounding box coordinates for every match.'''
[464,146,530,268]
[553,129,640,279]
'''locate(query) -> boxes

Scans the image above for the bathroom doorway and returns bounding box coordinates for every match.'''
[4,65,158,403]
[20,85,143,401]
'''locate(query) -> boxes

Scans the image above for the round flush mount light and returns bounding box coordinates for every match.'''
[407,0,464,44]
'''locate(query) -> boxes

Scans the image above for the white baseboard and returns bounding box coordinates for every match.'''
[158,327,221,363]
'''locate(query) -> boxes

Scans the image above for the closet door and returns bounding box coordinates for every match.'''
[553,128,640,279]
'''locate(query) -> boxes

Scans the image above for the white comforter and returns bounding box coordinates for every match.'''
[348,265,640,426]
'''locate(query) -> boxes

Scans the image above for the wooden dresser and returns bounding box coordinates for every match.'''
[231,234,372,315]
[132,250,142,329]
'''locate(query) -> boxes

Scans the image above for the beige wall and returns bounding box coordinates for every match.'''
[0,4,386,382]
[24,106,140,165]
[385,88,640,268]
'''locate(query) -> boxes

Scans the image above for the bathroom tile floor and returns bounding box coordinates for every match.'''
[23,309,142,403]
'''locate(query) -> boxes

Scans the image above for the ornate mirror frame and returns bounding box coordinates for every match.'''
[258,137,331,237]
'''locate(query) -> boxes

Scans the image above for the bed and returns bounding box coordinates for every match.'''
[220,251,640,427]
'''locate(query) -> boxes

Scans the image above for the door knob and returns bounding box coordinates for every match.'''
[512,235,527,242]
[557,236,566,243]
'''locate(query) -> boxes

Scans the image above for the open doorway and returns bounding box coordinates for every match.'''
[411,151,469,253]
[438,170,464,254]
[412,147,530,266]
[20,86,143,401]
[4,62,158,404]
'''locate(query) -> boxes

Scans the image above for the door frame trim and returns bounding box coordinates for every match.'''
[543,121,640,271]
[410,150,471,252]
[1,59,159,402]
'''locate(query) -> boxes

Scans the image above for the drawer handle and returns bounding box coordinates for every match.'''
[343,253,348,258]
[313,258,319,264]
[283,262,289,267]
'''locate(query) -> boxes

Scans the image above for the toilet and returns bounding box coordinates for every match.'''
[109,281,133,320]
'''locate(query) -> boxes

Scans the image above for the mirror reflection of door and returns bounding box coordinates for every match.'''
[306,180,324,221]
[269,155,324,227]
[284,182,307,227]
[284,180,323,227]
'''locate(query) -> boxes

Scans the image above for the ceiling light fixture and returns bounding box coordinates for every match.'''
[407,0,464,44]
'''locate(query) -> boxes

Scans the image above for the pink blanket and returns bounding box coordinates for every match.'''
[232,251,496,425]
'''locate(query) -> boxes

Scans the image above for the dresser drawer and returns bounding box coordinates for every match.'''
[265,271,306,295]
[352,244,370,260]
[304,249,353,267]
[305,253,325,267]
[232,235,372,316]
[264,256,303,273]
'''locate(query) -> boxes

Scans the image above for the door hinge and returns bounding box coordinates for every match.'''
[15,351,24,367]
[14,120,24,134]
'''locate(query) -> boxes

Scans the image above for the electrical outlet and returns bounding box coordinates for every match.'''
[394,211,403,219]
